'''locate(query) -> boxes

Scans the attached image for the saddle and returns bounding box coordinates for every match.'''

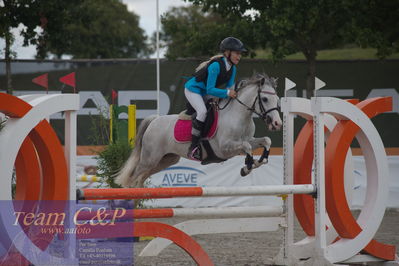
[174,100,218,143]
[174,100,226,165]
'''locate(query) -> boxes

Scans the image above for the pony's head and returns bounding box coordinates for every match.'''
[236,73,282,131]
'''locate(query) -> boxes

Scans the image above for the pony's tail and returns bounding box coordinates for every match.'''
[115,115,157,187]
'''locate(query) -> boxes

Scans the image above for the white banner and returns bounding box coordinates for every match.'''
[77,155,399,209]
[145,156,285,208]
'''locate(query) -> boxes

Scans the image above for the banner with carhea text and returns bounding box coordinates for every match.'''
[0,200,134,266]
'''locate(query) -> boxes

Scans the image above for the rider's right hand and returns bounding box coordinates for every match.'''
[228,90,237,98]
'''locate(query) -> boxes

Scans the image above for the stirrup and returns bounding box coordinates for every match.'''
[188,146,201,161]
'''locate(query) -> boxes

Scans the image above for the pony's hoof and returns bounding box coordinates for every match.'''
[240,167,251,177]
[240,168,246,176]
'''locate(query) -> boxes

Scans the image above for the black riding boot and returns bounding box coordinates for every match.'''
[188,118,205,160]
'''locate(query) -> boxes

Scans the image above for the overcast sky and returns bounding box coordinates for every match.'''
[0,0,190,59]
[124,0,190,38]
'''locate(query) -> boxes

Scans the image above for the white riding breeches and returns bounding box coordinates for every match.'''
[184,88,207,122]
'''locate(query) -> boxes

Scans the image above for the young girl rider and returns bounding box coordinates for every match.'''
[184,37,246,160]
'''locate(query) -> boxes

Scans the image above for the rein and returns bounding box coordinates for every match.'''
[216,82,239,110]
[217,81,280,121]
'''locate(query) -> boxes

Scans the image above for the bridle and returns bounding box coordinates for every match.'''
[218,81,280,123]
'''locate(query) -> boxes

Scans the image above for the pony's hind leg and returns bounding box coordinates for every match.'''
[128,163,153,188]
[130,154,180,188]
[126,151,175,187]
[149,154,180,176]
[130,155,178,208]
[123,114,180,187]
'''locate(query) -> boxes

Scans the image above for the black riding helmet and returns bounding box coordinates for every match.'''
[219,37,247,53]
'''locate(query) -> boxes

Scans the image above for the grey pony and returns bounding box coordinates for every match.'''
[115,73,282,188]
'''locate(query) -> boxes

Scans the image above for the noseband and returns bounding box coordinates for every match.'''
[218,81,280,123]
[252,89,280,122]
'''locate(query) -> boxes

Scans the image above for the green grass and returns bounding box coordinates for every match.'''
[254,47,399,60]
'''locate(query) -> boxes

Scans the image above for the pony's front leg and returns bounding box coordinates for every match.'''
[220,140,255,176]
[248,137,271,168]
[220,139,253,155]
[240,137,271,176]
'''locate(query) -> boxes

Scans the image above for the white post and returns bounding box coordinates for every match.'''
[280,80,297,265]
[282,98,295,263]
[65,110,77,202]
[64,108,78,263]
[312,97,327,261]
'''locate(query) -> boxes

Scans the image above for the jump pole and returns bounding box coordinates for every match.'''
[76,206,284,220]
[77,184,316,200]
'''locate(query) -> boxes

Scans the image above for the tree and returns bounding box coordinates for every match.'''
[158,5,258,59]
[1,0,28,94]
[39,0,150,59]
[187,0,355,97]
[0,0,80,94]
[187,0,399,98]
[1,0,149,94]
[347,0,399,58]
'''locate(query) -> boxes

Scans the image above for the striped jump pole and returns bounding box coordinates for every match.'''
[76,206,284,220]
[77,184,316,201]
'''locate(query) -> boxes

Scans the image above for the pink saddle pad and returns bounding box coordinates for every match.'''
[174,111,218,143]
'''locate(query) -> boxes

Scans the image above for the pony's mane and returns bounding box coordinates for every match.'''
[244,73,277,89]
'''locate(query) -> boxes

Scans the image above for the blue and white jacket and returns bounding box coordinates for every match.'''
[185,57,236,98]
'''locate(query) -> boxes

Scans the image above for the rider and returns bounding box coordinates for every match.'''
[184,37,247,160]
